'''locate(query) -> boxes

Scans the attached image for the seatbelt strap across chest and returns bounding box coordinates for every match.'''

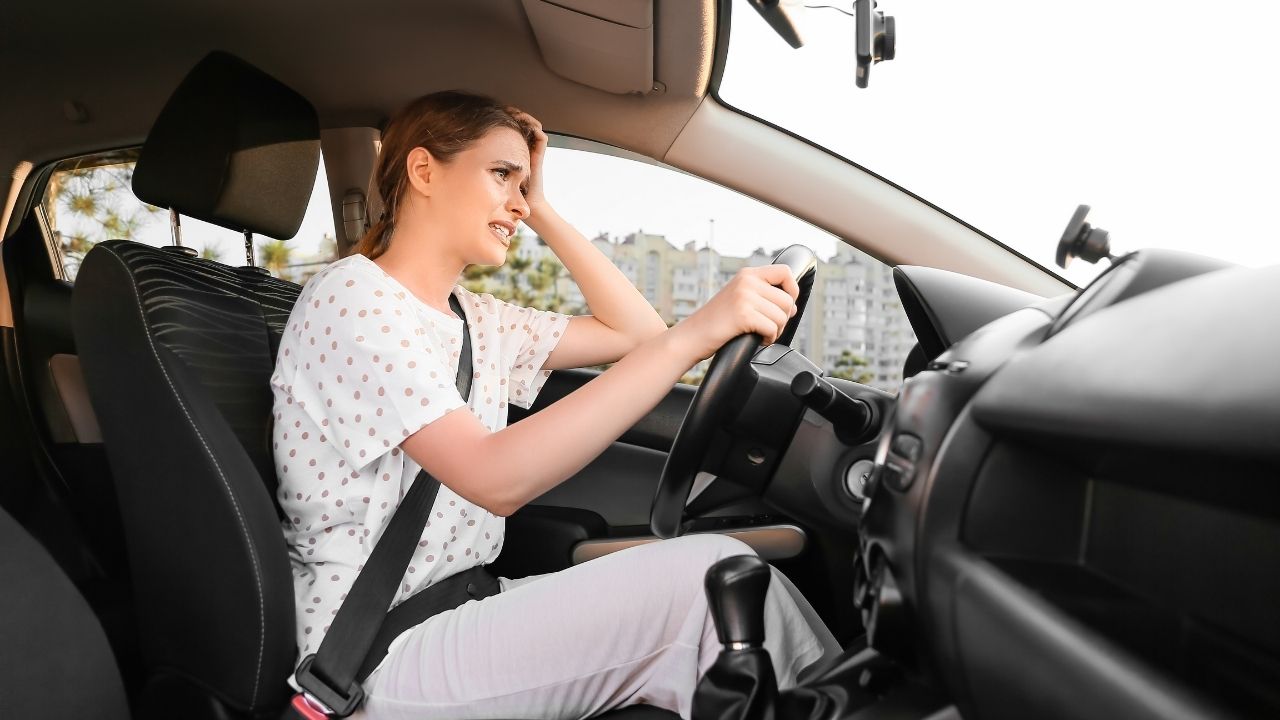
[290,291,473,718]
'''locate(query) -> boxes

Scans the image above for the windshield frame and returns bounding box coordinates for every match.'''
[707,0,1077,290]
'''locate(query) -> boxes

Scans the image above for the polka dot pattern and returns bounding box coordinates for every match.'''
[270,254,569,660]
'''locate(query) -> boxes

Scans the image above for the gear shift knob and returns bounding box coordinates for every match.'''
[705,554,771,648]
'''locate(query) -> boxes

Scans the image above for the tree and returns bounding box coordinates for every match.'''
[828,349,873,384]
[462,233,581,315]
[197,242,223,261]
[43,153,163,277]
[258,239,293,279]
[461,234,518,296]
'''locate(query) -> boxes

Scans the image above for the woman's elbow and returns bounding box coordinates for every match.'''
[635,317,669,345]
[449,476,519,517]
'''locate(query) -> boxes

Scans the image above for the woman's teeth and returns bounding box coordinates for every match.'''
[489,223,511,246]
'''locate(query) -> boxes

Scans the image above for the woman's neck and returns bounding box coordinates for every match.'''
[371,238,465,315]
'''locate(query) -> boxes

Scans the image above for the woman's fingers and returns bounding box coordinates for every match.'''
[757,282,797,319]
[751,263,801,302]
[748,293,790,343]
[507,107,547,140]
[747,305,787,345]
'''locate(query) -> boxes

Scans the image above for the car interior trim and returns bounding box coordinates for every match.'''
[47,354,100,444]
[521,0,655,95]
[570,524,808,565]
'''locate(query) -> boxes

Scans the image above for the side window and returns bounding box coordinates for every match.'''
[460,139,918,393]
[39,148,336,284]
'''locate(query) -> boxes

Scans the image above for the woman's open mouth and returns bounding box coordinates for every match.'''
[488,222,513,248]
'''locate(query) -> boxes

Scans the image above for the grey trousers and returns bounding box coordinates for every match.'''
[358,533,840,719]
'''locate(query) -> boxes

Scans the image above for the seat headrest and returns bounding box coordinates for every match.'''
[133,51,320,240]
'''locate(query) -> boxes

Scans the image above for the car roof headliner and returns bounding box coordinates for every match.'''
[0,0,715,174]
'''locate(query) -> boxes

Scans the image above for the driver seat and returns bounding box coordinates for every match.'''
[73,52,676,720]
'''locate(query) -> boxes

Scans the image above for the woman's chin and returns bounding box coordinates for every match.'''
[471,254,507,268]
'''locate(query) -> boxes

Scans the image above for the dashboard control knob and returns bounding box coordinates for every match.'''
[890,433,923,462]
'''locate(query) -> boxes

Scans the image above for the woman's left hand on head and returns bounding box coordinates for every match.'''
[506,107,549,216]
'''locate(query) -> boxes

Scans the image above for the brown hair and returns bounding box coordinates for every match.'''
[355,91,536,259]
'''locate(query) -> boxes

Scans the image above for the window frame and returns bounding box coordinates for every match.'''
[31,146,337,284]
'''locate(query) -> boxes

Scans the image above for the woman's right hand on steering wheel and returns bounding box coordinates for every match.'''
[669,264,801,362]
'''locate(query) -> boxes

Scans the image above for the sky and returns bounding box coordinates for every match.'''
[141,0,1280,289]
[720,0,1280,286]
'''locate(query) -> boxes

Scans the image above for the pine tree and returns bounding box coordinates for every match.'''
[43,152,162,278]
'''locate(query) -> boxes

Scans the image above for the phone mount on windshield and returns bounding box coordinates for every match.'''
[1056,204,1117,269]
[745,0,897,89]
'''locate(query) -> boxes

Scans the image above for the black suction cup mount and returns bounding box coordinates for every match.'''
[1056,204,1114,269]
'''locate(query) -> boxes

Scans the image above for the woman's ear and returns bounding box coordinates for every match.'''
[404,146,435,198]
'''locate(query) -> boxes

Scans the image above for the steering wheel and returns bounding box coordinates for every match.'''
[650,245,818,539]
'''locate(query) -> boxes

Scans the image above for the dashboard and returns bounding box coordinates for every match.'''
[844,250,1280,719]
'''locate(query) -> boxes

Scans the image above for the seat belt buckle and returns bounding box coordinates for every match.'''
[293,654,365,718]
[290,692,334,720]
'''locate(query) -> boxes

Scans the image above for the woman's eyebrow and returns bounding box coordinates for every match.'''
[493,160,525,174]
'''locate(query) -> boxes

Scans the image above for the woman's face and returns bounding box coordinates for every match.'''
[422,126,532,267]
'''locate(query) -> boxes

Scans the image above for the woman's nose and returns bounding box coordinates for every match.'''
[508,188,530,219]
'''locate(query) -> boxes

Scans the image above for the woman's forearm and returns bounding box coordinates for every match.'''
[478,328,695,514]
[526,206,667,339]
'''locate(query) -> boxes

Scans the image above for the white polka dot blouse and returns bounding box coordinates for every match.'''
[270,253,569,658]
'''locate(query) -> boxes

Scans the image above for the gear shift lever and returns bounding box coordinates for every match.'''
[693,555,779,720]
[705,555,772,648]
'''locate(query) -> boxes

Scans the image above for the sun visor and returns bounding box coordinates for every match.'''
[521,0,654,95]
[132,51,320,240]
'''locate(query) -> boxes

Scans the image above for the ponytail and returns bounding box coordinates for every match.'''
[354,214,393,260]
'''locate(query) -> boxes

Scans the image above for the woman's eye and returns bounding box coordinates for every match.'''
[493,168,509,180]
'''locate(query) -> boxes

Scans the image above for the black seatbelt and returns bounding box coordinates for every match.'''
[291,292,474,718]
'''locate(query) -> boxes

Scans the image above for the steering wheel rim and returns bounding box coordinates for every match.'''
[650,245,818,539]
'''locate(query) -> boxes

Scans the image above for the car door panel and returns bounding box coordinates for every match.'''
[2,215,125,577]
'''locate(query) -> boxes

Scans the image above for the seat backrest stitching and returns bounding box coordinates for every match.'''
[108,249,268,709]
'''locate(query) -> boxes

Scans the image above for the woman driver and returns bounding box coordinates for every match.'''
[271,91,838,719]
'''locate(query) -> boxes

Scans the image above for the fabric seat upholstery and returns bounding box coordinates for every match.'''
[76,243,304,717]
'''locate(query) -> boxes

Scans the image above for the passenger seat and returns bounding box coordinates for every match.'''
[0,504,129,719]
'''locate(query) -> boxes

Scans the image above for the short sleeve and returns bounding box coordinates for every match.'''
[277,272,466,468]
[493,298,570,409]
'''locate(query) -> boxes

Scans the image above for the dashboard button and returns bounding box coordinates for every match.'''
[890,433,922,462]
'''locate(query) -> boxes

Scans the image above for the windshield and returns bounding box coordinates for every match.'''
[718,0,1280,287]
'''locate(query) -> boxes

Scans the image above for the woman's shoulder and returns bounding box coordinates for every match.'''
[453,286,547,321]
[302,254,388,295]
[297,255,414,313]
[289,255,422,336]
